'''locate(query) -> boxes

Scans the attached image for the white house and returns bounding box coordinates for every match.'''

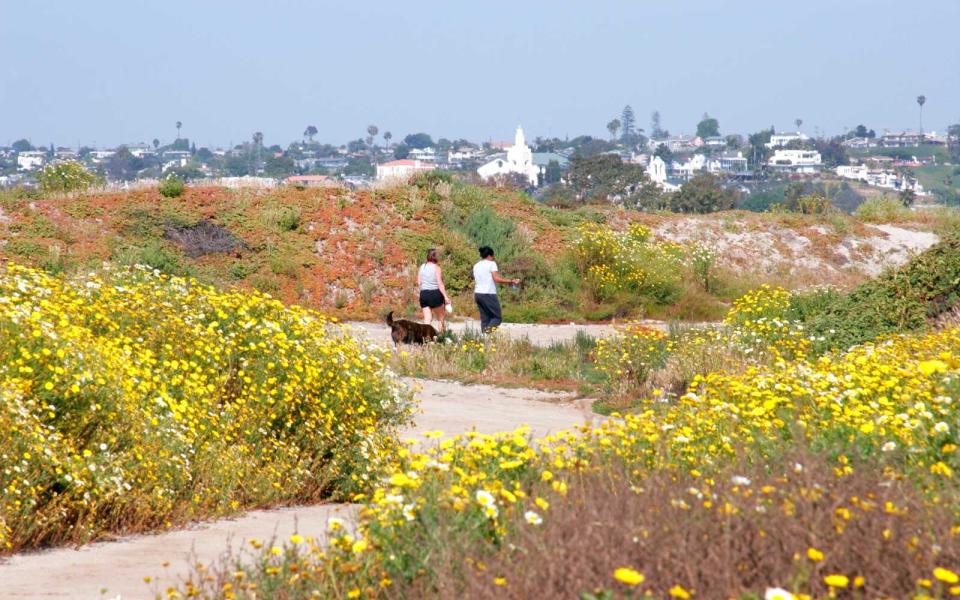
[768,149,821,173]
[646,156,681,192]
[766,132,810,148]
[671,154,707,180]
[707,152,749,174]
[448,147,482,162]
[477,126,542,185]
[376,159,434,181]
[90,149,116,162]
[16,151,46,170]
[409,147,437,162]
[835,165,925,194]
[879,131,924,148]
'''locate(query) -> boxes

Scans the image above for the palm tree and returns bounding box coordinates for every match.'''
[252,131,264,174]
[383,131,392,149]
[304,125,318,143]
[917,95,927,134]
[366,125,379,152]
[175,121,182,140]
[152,138,159,150]
[795,118,803,132]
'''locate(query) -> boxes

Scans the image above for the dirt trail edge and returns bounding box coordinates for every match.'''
[0,378,596,600]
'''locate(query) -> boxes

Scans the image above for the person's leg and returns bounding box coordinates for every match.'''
[487,295,503,330]
[432,305,446,332]
[422,306,432,325]
[475,293,490,332]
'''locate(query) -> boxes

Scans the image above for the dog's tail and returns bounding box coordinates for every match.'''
[385,310,394,326]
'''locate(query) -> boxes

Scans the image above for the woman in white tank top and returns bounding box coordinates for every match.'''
[416,248,451,332]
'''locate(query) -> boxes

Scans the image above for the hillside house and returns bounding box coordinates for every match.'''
[409,147,437,162]
[765,132,810,148]
[376,159,434,181]
[646,156,682,192]
[835,165,926,194]
[879,131,924,148]
[707,152,749,175]
[16,151,46,170]
[768,149,821,173]
[90,149,116,163]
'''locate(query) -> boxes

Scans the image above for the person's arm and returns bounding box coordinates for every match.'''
[436,266,450,303]
[491,269,519,286]
[415,267,422,300]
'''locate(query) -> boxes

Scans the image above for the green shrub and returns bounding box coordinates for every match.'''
[37,160,100,194]
[804,236,960,352]
[854,196,909,222]
[158,175,186,199]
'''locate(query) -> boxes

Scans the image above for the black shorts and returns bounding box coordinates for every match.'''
[419,289,444,309]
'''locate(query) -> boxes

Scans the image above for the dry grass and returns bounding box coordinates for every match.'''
[437,453,960,599]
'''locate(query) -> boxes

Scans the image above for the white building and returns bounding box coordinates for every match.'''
[375,159,434,181]
[766,132,810,148]
[90,149,116,162]
[16,151,46,170]
[646,156,681,192]
[409,147,437,162]
[707,152,749,174]
[671,154,707,180]
[768,149,821,173]
[477,126,542,185]
[448,147,482,162]
[835,165,925,194]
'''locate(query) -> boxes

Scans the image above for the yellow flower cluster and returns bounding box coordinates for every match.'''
[724,284,810,360]
[594,323,671,388]
[0,262,412,552]
[573,223,683,301]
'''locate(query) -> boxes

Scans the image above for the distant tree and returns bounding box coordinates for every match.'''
[251,132,264,174]
[853,124,876,138]
[106,147,144,181]
[795,118,803,131]
[436,138,453,152]
[570,136,617,158]
[696,113,720,139]
[225,154,249,176]
[620,105,636,140]
[393,144,410,159]
[12,139,33,152]
[653,143,673,164]
[725,134,743,149]
[190,142,197,155]
[606,118,621,141]
[304,125,318,142]
[567,154,663,209]
[383,131,392,149]
[669,173,736,213]
[195,147,213,161]
[347,138,367,153]
[403,133,434,149]
[152,138,160,150]
[748,127,775,167]
[814,138,849,167]
[650,110,668,140]
[176,121,182,140]
[543,160,563,185]
[366,125,379,150]
[170,138,190,151]
[344,156,374,177]
[265,154,295,178]
[917,95,926,133]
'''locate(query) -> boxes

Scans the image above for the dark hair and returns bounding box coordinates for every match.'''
[426,248,439,263]
[478,246,495,259]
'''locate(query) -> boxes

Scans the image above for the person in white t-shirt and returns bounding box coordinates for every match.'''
[472,246,519,333]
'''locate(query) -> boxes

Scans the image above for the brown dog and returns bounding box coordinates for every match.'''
[385,311,437,345]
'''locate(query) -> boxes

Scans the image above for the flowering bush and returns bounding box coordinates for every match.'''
[0,262,412,552]
[594,323,671,391]
[36,160,100,193]
[158,174,185,198]
[574,223,683,304]
[177,323,960,598]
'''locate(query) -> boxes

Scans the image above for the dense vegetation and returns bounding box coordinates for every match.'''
[0,263,411,552]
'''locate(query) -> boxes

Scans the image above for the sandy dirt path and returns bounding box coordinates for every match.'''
[347,318,668,347]
[0,378,594,599]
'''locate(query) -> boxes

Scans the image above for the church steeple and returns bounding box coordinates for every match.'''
[514,125,526,149]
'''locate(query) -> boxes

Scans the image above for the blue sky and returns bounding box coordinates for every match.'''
[2,0,958,148]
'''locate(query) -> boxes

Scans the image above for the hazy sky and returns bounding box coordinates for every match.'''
[2,0,958,149]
